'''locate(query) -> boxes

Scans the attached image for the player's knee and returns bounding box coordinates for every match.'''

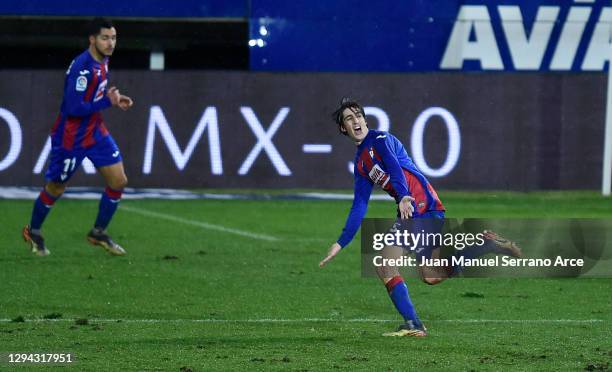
[119,174,128,189]
[110,175,128,190]
[46,182,66,197]
[375,267,398,282]
[422,277,443,285]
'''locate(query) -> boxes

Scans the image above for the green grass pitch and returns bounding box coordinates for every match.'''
[0,191,611,370]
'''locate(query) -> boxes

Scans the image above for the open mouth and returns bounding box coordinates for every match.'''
[354,126,362,135]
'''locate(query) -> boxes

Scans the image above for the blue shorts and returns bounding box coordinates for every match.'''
[45,135,122,183]
[390,211,446,261]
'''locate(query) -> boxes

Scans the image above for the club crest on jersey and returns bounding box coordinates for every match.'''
[369,148,374,159]
[75,76,88,92]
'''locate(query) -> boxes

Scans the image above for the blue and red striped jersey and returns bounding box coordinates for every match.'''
[50,49,113,150]
[337,129,445,248]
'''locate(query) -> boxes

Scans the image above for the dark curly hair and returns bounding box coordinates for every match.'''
[331,98,365,136]
[88,17,114,37]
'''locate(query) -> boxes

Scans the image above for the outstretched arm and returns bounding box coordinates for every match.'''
[320,174,372,267]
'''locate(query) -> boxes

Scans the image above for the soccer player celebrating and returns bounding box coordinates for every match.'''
[22,18,133,256]
[319,99,521,337]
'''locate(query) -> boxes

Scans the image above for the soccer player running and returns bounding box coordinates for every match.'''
[22,18,133,256]
[319,99,521,337]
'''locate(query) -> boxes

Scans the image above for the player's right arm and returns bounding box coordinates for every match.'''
[320,172,373,267]
[63,58,118,117]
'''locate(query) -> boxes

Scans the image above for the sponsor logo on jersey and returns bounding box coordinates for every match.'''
[79,70,90,75]
[76,76,88,92]
[368,163,390,188]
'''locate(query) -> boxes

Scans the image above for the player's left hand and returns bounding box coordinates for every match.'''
[319,242,342,267]
[106,86,121,106]
[118,95,133,111]
[399,195,415,219]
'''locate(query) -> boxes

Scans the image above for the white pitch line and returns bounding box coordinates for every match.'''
[0,318,604,324]
[120,206,279,242]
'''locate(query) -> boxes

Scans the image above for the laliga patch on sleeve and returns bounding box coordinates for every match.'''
[76,76,88,92]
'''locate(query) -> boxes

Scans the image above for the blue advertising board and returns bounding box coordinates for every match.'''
[1,0,609,71]
[249,0,612,71]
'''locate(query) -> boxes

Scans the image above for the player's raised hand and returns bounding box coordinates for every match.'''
[118,95,133,111]
[319,242,342,267]
[399,195,415,219]
[106,86,120,106]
